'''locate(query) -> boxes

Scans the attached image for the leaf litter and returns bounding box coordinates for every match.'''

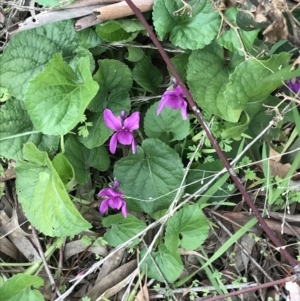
[1,0,300,301]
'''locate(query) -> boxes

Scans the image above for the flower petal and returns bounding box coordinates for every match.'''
[121,203,128,218]
[113,180,120,189]
[99,200,109,214]
[288,77,300,93]
[98,187,114,197]
[104,109,122,131]
[131,139,137,154]
[124,112,140,131]
[109,133,118,154]
[180,100,188,120]
[157,86,185,115]
[99,187,123,198]
[117,131,134,145]
[173,85,184,97]
[108,197,123,209]
[157,96,170,115]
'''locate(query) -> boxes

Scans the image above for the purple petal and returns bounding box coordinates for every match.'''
[288,77,300,93]
[157,97,170,115]
[99,200,109,214]
[173,85,184,97]
[131,139,137,154]
[124,112,140,131]
[98,187,114,197]
[109,133,118,154]
[108,197,123,209]
[121,203,128,218]
[104,109,122,131]
[180,100,188,120]
[117,131,134,145]
[99,187,123,198]
[113,180,120,189]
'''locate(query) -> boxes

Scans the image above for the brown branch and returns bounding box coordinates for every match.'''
[195,276,295,301]
[123,0,300,271]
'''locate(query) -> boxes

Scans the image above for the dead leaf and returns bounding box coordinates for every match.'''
[258,147,291,178]
[135,269,149,301]
[286,281,300,301]
[291,56,300,71]
[86,259,137,301]
[263,13,288,43]
[64,240,107,260]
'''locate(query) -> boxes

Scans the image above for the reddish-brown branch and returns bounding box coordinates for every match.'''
[123,0,299,271]
[195,276,295,301]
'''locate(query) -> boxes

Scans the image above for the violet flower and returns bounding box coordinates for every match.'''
[98,180,128,218]
[157,85,188,120]
[103,109,140,154]
[287,77,300,94]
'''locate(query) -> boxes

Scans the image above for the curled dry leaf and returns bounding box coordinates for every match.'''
[291,56,300,71]
[263,12,288,43]
[64,240,107,260]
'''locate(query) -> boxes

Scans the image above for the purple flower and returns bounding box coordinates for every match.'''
[157,85,188,120]
[287,77,300,94]
[104,109,140,154]
[98,180,128,218]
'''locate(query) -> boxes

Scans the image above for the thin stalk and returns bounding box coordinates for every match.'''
[123,0,299,269]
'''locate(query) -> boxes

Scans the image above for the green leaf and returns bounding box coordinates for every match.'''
[16,143,91,236]
[0,99,59,160]
[102,214,146,247]
[78,111,112,149]
[96,19,143,42]
[125,46,144,62]
[34,0,65,6]
[223,53,291,122]
[164,204,210,251]
[221,112,251,139]
[187,43,234,118]
[141,245,183,282]
[0,274,44,301]
[88,59,132,112]
[153,0,221,50]
[185,160,232,202]
[64,135,110,184]
[217,7,259,55]
[76,27,104,49]
[144,102,190,141]
[170,53,190,82]
[132,56,163,94]
[24,54,98,135]
[69,47,95,74]
[114,138,184,214]
[0,20,78,98]
[52,153,75,188]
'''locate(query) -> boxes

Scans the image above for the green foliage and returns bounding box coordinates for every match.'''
[1,0,299,291]
[16,143,91,237]
[0,20,78,99]
[114,138,184,214]
[102,214,147,247]
[153,0,221,49]
[132,56,163,94]
[0,274,44,301]
[141,245,183,282]
[24,54,98,136]
[165,204,210,250]
[0,99,59,160]
[144,102,190,141]
[64,135,110,184]
[96,19,145,42]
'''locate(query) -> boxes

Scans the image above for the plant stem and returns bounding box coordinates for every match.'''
[124,0,299,270]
